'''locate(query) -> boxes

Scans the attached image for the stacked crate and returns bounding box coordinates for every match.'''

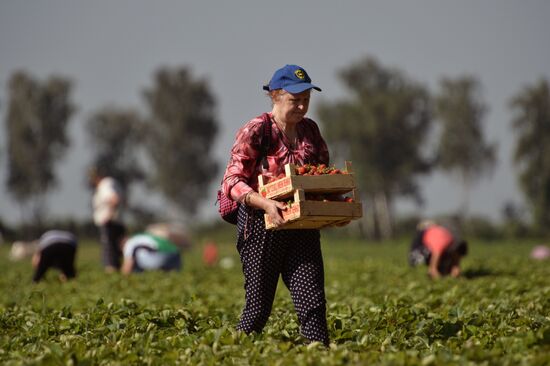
[258,161,363,230]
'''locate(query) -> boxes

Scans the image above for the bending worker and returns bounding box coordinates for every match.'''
[409,220,468,279]
[120,224,189,274]
[32,230,78,283]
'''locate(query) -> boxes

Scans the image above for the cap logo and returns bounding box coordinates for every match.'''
[294,69,305,80]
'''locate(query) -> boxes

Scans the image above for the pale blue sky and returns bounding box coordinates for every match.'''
[1,1,549,225]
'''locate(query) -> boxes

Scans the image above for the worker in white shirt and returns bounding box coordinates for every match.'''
[90,168,126,272]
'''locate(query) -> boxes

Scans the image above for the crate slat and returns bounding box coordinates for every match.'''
[264,200,363,230]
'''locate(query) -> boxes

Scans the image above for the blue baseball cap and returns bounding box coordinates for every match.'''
[263,64,322,93]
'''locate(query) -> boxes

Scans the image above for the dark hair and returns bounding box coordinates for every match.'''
[456,240,468,257]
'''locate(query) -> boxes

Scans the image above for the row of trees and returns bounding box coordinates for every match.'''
[4,67,219,227]
[318,58,498,238]
[2,56,550,238]
[5,72,75,225]
[85,68,219,222]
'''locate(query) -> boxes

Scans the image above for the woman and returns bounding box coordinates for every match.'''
[31,230,78,283]
[409,220,468,279]
[120,225,188,274]
[89,168,126,273]
[222,64,331,345]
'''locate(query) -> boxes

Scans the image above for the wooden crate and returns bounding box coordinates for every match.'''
[260,162,363,230]
[258,162,357,200]
[264,191,363,230]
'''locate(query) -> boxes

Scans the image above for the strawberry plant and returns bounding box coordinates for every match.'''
[0,239,548,365]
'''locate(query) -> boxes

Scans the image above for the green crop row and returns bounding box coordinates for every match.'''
[0,239,548,365]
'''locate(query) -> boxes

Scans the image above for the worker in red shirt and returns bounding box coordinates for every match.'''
[409,220,468,279]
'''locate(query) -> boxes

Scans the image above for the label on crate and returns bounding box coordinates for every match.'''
[260,177,292,198]
[282,202,301,221]
[259,173,357,201]
[264,202,301,227]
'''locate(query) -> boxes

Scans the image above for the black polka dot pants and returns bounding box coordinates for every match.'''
[235,205,329,345]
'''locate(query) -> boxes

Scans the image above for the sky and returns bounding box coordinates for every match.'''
[0,1,549,226]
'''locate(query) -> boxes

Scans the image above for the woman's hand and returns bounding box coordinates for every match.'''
[246,191,287,227]
[450,265,461,278]
[428,266,441,280]
[264,199,288,227]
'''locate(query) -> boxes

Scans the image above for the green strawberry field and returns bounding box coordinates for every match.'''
[1,236,549,365]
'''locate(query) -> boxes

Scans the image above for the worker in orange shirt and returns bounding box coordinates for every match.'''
[409,220,468,279]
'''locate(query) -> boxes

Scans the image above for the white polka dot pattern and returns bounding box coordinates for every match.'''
[235,205,329,345]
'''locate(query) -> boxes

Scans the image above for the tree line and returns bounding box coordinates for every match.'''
[2,56,549,239]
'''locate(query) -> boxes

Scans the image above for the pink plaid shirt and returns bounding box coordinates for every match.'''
[222,112,329,203]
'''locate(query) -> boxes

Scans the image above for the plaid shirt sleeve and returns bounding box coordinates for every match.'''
[222,116,265,203]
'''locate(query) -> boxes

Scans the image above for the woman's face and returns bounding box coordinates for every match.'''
[274,89,311,124]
